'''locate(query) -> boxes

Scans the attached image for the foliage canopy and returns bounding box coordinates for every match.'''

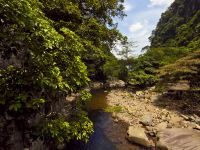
[0,0,126,148]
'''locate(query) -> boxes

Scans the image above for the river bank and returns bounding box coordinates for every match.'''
[86,89,145,150]
[65,84,200,150]
[106,88,200,149]
[107,88,199,128]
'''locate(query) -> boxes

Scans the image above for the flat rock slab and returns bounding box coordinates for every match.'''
[126,126,151,147]
[157,128,200,150]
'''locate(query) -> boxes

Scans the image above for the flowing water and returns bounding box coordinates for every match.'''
[66,89,145,150]
[86,89,144,150]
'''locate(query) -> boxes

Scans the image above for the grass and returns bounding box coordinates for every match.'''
[104,106,123,113]
[153,84,168,93]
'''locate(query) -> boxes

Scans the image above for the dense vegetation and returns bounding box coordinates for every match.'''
[0,0,199,149]
[0,0,126,149]
[150,0,200,49]
[127,0,200,87]
[159,50,200,89]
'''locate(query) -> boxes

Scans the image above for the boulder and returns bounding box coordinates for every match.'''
[140,115,153,126]
[157,128,200,150]
[126,126,151,147]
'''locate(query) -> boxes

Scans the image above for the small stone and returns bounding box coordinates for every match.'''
[112,112,116,117]
[189,116,196,122]
[57,144,65,150]
[145,126,153,131]
[193,115,200,124]
[196,119,200,125]
[161,115,166,121]
[136,91,143,96]
[114,119,119,123]
[151,95,160,101]
[5,113,13,120]
[140,115,153,126]
[170,115,181,125]
[193,114,199,119]
[157,122,168,130]
[148,131,156,137]
[181,115,189,120]
[149,86,155,91]
[193,124,200,131]
[167,123,173,128]
[188,122,198,129]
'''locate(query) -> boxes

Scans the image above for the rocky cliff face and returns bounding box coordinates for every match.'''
[150,0,200,49]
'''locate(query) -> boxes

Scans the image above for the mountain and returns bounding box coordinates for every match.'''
[150,0,200,50]
[128,0,200,87]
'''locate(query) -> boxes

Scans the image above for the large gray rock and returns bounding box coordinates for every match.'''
[157,128,200,150]
[126,126,151,147]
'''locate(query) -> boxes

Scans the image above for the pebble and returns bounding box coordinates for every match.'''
[193,124,200,131]
[181,114,189,120]
[114,119,119,123]
[107,88,198,139]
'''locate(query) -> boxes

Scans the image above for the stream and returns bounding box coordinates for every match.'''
[65,88,200,150]
[65,89,144,150]
[86,89,144,150]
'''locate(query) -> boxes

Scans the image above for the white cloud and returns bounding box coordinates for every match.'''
[149,0,174,7]
[115,0,175,55]
[133,8,164,22]
[125,8,169,54]
[124,3,134,12]
[128,20,151,54]
[129,22,143,33]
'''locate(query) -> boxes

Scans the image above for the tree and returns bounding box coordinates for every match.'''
[112,39,136,82]
[150,0,200,49]
[42,0,126,81]
[0,0,126,149]
[117,40,136,60]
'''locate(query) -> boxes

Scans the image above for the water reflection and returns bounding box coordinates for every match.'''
[66,89,144,150]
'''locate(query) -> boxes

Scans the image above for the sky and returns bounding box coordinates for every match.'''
[115,0,174,56]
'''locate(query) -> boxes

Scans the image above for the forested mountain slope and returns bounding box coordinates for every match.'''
[150,0,200,49]
[128,0,200,87]
[159,50,200,88]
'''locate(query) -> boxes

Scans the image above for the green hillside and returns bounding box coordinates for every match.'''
[150,0,200,50]
[128,0,200,87]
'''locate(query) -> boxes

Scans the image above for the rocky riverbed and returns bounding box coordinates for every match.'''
[106,88,200,149]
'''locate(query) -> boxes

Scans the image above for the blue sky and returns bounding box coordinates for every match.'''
[115,0,174,55]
